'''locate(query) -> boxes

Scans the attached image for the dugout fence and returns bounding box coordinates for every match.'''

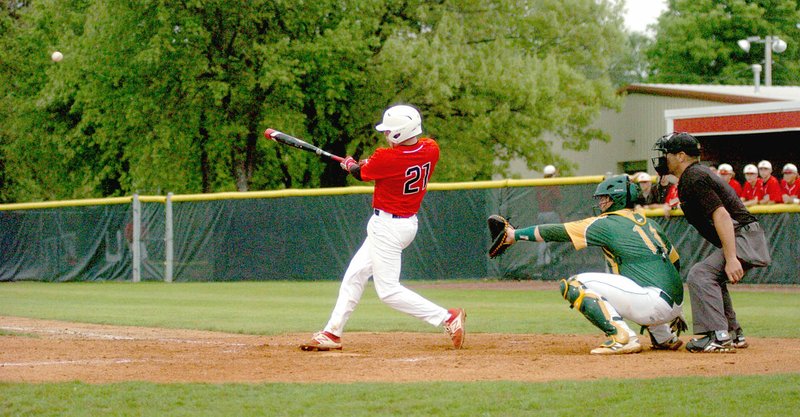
[1,178,798,284]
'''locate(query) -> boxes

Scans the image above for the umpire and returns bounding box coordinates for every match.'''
[652,132,771,353]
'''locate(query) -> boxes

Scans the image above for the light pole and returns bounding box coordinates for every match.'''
[750,64,762,92]
[737,36,787,86]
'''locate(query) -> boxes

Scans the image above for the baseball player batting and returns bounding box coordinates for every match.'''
[489,175,687,354]
[299,104,466,351]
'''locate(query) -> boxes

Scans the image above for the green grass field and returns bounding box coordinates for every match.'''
[1,281,799,416]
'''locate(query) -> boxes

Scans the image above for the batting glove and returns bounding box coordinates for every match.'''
[340,156,357,172]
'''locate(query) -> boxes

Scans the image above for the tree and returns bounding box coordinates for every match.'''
[609,32,654,86]
[347,0,627,180]
[0,0,629,201]
[647,0,800,85]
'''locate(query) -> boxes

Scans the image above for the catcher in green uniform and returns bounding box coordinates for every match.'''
[488,175,686,354]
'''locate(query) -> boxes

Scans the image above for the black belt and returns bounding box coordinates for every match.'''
[659,291,674,307]
[374,209,411,219]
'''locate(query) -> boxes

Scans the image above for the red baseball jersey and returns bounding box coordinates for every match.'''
[360,138,439,217]
[727,178,743,197]
[742,179,764,201]
[762,175,783,203]
[665,184,680,208]
[781,179,799,198]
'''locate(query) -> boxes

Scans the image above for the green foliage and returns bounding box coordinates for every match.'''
[647,0,800,84]
[610,32,654,86]
[1,1,628,201]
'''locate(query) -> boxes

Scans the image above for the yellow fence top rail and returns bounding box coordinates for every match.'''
[0,196,133,211]
[2,176,800,214]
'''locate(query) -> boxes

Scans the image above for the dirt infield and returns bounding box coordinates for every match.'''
[2,315,798,384]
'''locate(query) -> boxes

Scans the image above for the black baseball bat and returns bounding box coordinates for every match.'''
[263,128,345,163]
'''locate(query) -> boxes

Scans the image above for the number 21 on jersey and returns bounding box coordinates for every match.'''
[404,163,432,194]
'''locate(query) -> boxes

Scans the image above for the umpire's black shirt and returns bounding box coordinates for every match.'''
[678,162,757,248]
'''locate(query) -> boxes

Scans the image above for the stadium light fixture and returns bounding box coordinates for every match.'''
[737,36,787,86]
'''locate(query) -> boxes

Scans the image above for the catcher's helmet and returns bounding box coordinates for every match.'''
[375,105,423,144]
[593,175,639,213]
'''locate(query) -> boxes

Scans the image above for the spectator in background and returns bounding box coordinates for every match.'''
[741,164,763,207]
[717,164,742,197]
[757,160,782,205]
[632,172,654,207]
[643,173,680,217]
[652,174,680,208]
[781,163,800,204]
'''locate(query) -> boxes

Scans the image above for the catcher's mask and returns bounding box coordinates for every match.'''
[651,132,701,176]
[593,175,638,213]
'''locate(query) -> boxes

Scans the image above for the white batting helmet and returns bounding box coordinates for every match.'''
[375,105,422,144]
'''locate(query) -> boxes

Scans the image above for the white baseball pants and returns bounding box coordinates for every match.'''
[324,213,449,337]
[574,272,684,343]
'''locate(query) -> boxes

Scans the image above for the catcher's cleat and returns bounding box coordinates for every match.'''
[444,308,466,349]
[732,329,748,349]
[685,331,735,353]
[590,336,643,355]
[299,331,342,351]
[650,334,683,351]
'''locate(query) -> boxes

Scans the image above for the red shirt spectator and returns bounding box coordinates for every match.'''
[757,160,782,204]
[664,184,680,208]
[781,163,799,203]
[717,163,742,197]
[741,164,763,206]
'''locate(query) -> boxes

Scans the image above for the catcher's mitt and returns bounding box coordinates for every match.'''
[487,214,513,258]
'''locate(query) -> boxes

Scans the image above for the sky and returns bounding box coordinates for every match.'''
[623,0,668,34]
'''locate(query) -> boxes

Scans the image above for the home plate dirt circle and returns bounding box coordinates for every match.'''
[1,315,798,384]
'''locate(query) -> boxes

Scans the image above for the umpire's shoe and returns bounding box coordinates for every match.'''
[686,330,735,353]
[300,331,342,351]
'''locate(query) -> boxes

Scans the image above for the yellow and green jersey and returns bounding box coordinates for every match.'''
[517,209,683,305]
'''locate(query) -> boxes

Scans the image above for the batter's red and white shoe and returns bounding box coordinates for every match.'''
[444,308,466,349]
[299,331,342,351]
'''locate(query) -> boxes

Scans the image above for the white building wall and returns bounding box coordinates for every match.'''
[505,94,731,178]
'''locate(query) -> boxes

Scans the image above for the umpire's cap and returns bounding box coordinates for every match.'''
[653,132,701,156]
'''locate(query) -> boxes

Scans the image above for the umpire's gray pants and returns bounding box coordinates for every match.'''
[686,222,771,334]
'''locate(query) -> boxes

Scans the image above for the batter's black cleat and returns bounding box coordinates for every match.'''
[686,331,735,353]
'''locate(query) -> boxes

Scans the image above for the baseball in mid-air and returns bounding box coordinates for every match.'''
[51,51,63,62]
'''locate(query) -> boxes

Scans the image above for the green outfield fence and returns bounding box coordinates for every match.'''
[1,177,799,283]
